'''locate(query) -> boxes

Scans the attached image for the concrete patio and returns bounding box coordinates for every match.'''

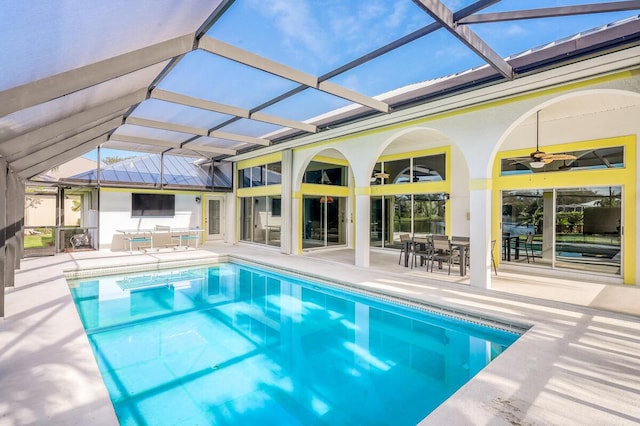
[1,242,639,425]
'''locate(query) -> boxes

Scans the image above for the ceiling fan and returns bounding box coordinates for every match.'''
[512,110,577,169]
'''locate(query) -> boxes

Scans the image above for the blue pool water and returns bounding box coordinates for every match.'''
[68,262,520,425]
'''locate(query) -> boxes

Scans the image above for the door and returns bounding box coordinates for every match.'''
[205,196,224,241]
[302,195,346,249]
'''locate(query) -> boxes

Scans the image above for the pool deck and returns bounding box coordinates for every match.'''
[1,242,639,425]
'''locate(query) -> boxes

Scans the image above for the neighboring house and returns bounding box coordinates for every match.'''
[25,157,99,228]
[65,154,232,250]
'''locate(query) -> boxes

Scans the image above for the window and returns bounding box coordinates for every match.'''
[267,162,282,185]
[374,154,446,185]
[501,146,624,175]
[238,161,282,187]
[271,198,281,217]
[303,161,347,186]
[131,193,175,217]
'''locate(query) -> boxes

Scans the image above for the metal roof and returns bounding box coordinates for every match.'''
[2,1,640,179]
[65,154,231,189]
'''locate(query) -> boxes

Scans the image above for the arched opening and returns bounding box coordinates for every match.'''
[368,128,463,251]
[301,149,351,250]
[493,91,639,282]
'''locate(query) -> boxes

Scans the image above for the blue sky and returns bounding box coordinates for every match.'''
[83,0,637,161]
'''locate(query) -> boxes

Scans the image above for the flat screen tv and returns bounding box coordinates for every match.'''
[131,193,175,217]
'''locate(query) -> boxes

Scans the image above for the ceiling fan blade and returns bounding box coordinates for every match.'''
[546,153,577,161]
[509,158,529,165]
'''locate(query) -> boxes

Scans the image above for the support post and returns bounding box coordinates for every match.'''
[469,181,493,289]
[354,190,370,267]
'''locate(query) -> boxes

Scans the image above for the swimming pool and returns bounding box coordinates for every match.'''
[68,261,522,425]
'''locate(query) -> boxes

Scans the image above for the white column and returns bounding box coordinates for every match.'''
[354,191,370,267]
[469,182,492,289]
[291,195,301,255]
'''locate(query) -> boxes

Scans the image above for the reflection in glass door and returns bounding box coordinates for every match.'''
[370,197,384,248]
[502,187,621,276]
[239,196,281,247]
[302,196,346,249]
[372,195,446,249]
[555,187,621,275]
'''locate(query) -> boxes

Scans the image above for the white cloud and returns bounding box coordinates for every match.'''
[504,24,527,37]
[385,1,409,29]
[249,0,330,60]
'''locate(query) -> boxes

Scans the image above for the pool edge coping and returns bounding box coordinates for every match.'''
[63,253,532,335]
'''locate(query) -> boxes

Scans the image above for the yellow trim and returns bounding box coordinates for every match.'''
[355,187,371,196]
[493,135,636,284]
[469,179,492,191]
[291,191,302,200]
[237,152,282,170]
[237,185,282,197]
[370,181,449,196]
[379,146,449,163]
[301,183,350,197]
[312,155,349,166]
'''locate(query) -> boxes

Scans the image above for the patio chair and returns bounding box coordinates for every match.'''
[451,236,470,273]
[411,236,433,269]
[524,233,536,263]
[398,233,412,265]
[430,235,459,275]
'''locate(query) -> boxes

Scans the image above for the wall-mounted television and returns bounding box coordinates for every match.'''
[132,193,175,217]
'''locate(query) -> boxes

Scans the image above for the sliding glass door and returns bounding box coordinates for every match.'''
[371,194,446,249]
[302,196,346,249]
[239,196,281,247]
[555,187,621,275]
[502,186,622,276]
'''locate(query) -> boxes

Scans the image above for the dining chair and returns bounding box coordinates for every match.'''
[411,236,432,269]
[397,233,412,265]
[430,235,458,275]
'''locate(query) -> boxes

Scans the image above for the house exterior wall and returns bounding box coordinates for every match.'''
[231,52,640,286]
[98,188,203,250]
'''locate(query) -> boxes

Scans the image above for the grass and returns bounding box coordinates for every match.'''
[24,232,55,249]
